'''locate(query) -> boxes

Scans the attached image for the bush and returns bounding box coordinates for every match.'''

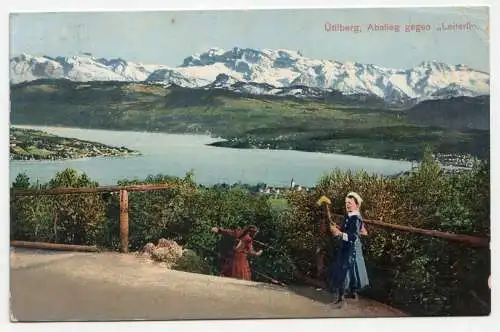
[10,169,106,245]
[172,249,212,275]
[114,172,199,250]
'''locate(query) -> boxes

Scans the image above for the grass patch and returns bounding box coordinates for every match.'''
[268,197,289,212]
[25,146,55,157]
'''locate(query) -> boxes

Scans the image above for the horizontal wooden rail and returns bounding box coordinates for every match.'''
[11,184,172,196]
[332,213,489,248]
[10,185,489,248]
[10,241,99,252]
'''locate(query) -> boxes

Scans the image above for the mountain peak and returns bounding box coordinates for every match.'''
[10,52,166,84]
[10,50,490,104]
[417,60,454,71]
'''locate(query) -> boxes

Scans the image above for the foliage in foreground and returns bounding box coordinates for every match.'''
[10,151,490,316]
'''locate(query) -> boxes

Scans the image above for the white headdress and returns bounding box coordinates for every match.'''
[346,192,363,206]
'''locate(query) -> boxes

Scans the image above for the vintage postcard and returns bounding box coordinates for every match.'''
[8,4,490,324]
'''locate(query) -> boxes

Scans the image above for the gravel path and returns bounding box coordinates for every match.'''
[9,248,406,321]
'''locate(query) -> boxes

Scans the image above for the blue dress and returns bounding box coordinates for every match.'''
[328,213,370,294]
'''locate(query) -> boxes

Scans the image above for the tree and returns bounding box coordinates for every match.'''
[49,168,106,245]
[12,173,30,189]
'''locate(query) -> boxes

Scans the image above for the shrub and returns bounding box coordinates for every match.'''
[172,249,212,275]
[10,169,106,245]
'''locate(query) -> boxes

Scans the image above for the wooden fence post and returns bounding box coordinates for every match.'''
[119,189,129,253]
[53,213,58,244]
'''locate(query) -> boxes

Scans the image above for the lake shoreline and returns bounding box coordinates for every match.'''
[10,126,142,161]
[11,123,478,169]
[10,123,412,164]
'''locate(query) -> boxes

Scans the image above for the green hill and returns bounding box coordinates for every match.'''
[10,79,489,161]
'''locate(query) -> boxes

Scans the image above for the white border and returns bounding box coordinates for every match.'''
[1,1,497,332]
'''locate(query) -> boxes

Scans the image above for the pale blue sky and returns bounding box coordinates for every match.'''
[9,6,489,71]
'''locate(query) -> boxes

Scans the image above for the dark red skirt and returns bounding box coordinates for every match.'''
[221,252,252,281]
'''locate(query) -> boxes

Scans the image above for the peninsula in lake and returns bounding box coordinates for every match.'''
[9,127,141,161]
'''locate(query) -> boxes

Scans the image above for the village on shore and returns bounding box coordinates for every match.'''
[9,127,141,161]
[217,159,475,199]
[251,157,477,198]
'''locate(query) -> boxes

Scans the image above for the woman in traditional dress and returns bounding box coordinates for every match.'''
[211,225,263,281]
[328,192,370,308]
[318,199,368,279]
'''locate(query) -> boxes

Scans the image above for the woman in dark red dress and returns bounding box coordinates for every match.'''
[211,225,263,281]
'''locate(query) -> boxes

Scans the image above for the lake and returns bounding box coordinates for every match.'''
[9,125,413,187]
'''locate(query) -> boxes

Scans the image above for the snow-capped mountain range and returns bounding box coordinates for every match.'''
[10,47,490,104]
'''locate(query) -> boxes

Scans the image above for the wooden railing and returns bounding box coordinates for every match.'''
[11,185,490,253]
[11,184,173,253]
[331,213,489,248]
[11,184,173,195]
